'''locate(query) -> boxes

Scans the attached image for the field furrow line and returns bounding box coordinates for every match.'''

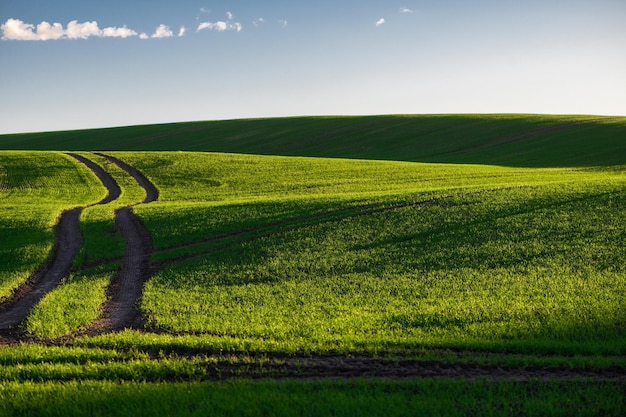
[83,153,157,333]
[432,120,591,157]
[149,356,626,382]
[150,185,531,271]
[0,153,122,336]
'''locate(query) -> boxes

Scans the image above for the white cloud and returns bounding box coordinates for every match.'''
[375,18,385,27]
[279,19,288,28]
[139,33,149,40]
[400,8,414,14]
[66,20,100,39]
[36,21,65,40]
[198,21,222,31]
[253,17,265,27]
[197,11,242,32]
[102,25,137,38]
[197,20,242,32]
[151,24,173,38]
[178,26,186,37]
[200,7,210,14]
[1,18,139,40]
[1,18,37,40]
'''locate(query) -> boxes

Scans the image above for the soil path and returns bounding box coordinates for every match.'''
[0,153,121,335]
[93,152,158,203]
[68,153,121,204]
[159,354,626,382]
[85,153,157,333]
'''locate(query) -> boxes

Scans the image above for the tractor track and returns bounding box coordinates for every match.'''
[93,152,158,204]
[80,153,157,334]
[167,355,626,382]
[1,154,623,383]
[0,153,120,336]
[0,152,158,339]
[78,184,539,274]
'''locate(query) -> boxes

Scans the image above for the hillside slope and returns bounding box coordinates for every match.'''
[1,114,625,167]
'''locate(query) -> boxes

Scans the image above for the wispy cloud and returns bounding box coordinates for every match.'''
[253,18,265,27]
[152,24,173,38]
[139,24,175,40]
[1,18,139,40]
[197,12,242,32]
[197,21,242,32]
[400,8,414,14]
[375,18,385,27]
[279,19,288,28]
[178,26,186,37]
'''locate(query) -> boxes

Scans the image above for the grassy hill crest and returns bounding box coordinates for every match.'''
[2,114,625,167]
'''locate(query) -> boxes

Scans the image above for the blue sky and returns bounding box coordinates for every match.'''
[1,0,625,134]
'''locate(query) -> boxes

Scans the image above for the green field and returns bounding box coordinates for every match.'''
[1,115,625,416]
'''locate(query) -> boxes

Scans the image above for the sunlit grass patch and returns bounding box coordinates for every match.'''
[0,152,104,299]
[22,266,117,338]
[72,152,147,267]
[141,182,626,354]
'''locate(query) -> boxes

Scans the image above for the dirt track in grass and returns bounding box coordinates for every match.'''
[81,153,157,334]
[1,153,624,382]
[0,153,120,336]
[162,354,626,382]
[0,152,158,338]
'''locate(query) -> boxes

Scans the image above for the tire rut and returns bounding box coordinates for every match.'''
[0,153,121,335]
[93,152,158,204]
[84,153,157,334]
[191,356,626,382]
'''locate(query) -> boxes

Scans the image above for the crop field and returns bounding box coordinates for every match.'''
[1,115,626,416]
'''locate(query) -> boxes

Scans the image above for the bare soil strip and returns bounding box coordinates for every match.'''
[83,153,157,333]
[67,153,121,204]
[85,207,153,332]
[0,208,83,334]
[93,152,158,204]
[167,355,626,382]
[0,153,121,335]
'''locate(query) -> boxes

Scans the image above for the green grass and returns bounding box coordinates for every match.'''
[1,114,625,167]
[75,150,623,355]
[22,266,117,338]
[20,152,147,339]
[1,379,624,417]
[139,182,626,354]
[0,152,104,300]
[73,152,146,267]
[0,345,624,416]
[2,114,626,415]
